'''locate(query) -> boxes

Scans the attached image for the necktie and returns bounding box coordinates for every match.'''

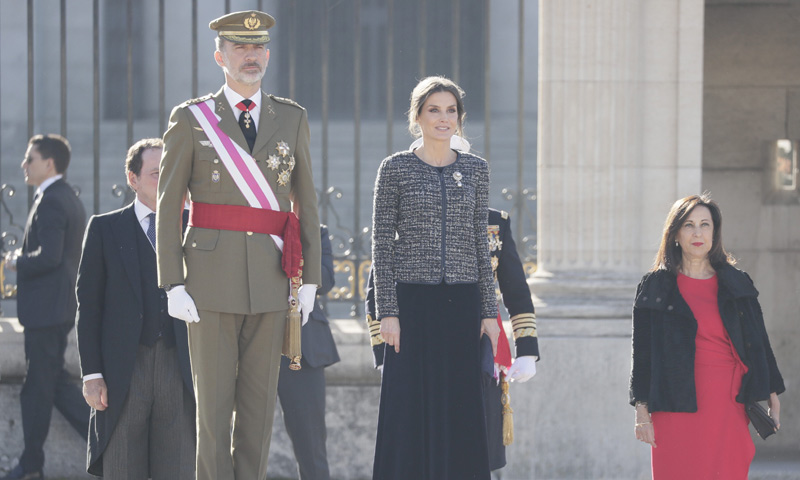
[236,99,257,152]
[146,212,156,248]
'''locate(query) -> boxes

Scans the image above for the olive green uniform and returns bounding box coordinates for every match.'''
[156,86,320,480]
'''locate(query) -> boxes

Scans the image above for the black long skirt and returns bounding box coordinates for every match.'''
[372,282,490,480]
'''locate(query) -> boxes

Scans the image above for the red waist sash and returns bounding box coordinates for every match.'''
[188,202,302,279]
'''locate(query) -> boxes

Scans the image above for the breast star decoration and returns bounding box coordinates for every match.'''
[275,141,296,186]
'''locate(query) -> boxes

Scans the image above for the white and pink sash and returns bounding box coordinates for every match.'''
[187,99,284,250]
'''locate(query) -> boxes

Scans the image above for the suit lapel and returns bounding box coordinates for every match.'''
[22,194,42,251]
[212,87,251,154]
[112,204,144,306]
[252,92,279,156]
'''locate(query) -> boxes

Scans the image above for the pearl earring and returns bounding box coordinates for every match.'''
[675,241,679,247]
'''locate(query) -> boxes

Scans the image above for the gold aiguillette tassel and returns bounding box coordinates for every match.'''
[501,376,514,446]
[283,260,303,370]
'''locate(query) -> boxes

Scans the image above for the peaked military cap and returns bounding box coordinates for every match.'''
[209,10,275,45]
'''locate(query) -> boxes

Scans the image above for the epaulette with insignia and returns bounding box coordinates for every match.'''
[501,210,509,220]
[269,94,303,109]
[180,93,214,108]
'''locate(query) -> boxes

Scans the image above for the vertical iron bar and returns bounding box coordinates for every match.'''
[321,0,330,226]
[158,0,165,134]
[192,0,198,98]
[0,3,3,202]
[289,0,296,99]
[483,0,491,163]
[516,0,524,246]
[60,0,67,136]
[386,0,394,155]
[225,0,231,14]
[258,0,263,11]
[353,0,362,317]
[27,0,34,205]
[93,0,100,213]
[418,0,426,77]
[126,0,134,147]
[452,0,460,82]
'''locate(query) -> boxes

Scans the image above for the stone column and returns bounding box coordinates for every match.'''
[503,2,706,479]
[537,0,705,276]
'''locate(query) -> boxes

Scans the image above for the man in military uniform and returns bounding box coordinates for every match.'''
[365,208,539,474]
[156,10,321,480]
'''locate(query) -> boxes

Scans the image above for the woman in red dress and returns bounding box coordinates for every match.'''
[629,194,785,479]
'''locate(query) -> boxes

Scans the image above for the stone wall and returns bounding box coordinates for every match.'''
[703,0,800,458]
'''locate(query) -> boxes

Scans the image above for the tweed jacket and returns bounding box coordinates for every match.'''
[629,265,785,413]
[371,150,496,320]
[156,87,321,314]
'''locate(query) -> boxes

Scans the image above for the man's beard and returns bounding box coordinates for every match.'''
[233,64,264,85]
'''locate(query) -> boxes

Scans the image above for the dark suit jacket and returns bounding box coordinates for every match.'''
[301,225,339,368]
[17,178,86,328]
[76,203,193,476]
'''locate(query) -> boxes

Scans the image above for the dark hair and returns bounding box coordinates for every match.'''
[651,193,735,273]
[28,134,71,174]
[125,138,163,178]
[407,76,466,138]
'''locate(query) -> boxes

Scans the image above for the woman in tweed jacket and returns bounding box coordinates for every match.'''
[371,76,498,480]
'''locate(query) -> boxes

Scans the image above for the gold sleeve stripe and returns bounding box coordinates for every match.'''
[366,314,385,346]
[510,313,537,339]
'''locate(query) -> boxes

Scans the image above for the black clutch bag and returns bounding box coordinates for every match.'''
[746,402,777,440]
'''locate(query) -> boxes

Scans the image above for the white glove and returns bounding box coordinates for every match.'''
[167,285,200,323]
[297,284,317,326]
[506,356,537,383]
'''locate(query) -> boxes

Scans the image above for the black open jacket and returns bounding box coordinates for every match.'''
[629,264,785,412]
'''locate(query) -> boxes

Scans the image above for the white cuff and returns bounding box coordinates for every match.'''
[83,373,104,382]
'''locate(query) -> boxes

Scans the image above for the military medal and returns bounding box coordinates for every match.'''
[242,111,252,129]
[211,170,221,183]
[453,171,463,187]
[276,141,291,157]
[267,155,281,170]
[275,141,294,185]
[277,169,291,186]
[488,225,502,252]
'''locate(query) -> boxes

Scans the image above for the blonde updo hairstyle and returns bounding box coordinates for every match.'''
[407,76,466,139]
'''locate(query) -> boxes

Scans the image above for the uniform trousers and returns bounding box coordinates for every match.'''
[188,309,286,480]
[277,357,331,480]
[102,341,195,479]
[20,323,89,473]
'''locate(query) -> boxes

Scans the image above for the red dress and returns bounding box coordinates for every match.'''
[650,274,755,479]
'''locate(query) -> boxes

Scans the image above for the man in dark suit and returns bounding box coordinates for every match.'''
[2,134,89,480]
[76,138,195,478]
[277,225,339,480]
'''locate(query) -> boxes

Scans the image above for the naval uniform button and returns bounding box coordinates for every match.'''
[192,241,197,247]
[655,297,661,303]
[247,231,253,236]
[213,158,220,164]
[667,305,674,311]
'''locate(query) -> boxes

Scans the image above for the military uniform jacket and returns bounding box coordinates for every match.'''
[157,87,321,314]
